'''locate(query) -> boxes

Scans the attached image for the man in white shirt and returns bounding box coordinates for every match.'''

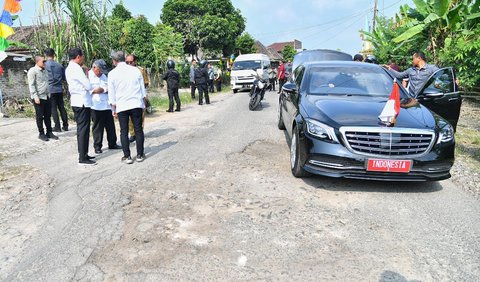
[108,51,146,164]
[88,59,121,154]
[65,48,96,166]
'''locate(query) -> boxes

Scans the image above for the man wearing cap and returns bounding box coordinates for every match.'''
[27,55,59,142]
[66,48,96,166]
[108,51,146,164]
[88,59,121,154]
[44,48,69,132]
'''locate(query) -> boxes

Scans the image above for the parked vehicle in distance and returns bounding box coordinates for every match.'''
[278,61,460,181]
[291,49,352,80]
[230,54,270,93]
[249,70,268,111]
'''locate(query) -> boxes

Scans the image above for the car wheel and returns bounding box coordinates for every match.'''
[290,126,311,178]
[233,89,238,93]
[277,101,286,130]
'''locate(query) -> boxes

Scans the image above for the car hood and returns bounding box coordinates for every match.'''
[303,95,437,129]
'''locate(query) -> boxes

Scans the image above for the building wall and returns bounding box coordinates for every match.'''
[1,56,34,100]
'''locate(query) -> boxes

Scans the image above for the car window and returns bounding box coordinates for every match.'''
[294,66,305,87]
[232,60,261,70]
[421,68,454,94]
[306,66,402,97]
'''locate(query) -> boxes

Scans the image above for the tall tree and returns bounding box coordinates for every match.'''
[161,0,245,58]
[235,32,255,55]
[282,45,296,62]
[119,15,155,67]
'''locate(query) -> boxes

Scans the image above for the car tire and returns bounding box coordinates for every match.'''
[290,126,311,178]
[277,101,286,130]
[233,89,238,93]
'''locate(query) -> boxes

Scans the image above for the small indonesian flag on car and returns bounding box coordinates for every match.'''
[378,79,401,126]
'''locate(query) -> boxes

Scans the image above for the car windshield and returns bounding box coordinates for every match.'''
[307,66,401,97]
[232,60,261,70]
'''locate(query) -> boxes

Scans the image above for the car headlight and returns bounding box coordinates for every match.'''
[305,119,339,143]
[231,76,237,82]
[437,122,454,144]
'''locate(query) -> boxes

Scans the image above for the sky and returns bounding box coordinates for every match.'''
[16,0,414,56]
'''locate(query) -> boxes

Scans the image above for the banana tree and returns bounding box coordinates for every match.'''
[392,0,474,57]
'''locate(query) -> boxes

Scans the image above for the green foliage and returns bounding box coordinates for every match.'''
[34,0,111,64]
[235,32,255,55]
[161,0,245,57]
[368,0,480,89]
[111,3,132,20]
[282,45,296,62]
[120,15,155,67]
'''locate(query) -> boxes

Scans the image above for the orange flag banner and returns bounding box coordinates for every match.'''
[4,0,22,14]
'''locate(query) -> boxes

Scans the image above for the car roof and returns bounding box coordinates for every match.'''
[292,49,352,71]
[302,60,383,70]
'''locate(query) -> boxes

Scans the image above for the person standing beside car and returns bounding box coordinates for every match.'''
[27,55,58,142]
[277,61,286,93]
[207,63,215,93]
[44,48,69,132]
[387,51,439,95]
[214,64,222,92]
[268,65,277,91]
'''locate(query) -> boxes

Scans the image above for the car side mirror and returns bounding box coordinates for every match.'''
[282,82,297,94]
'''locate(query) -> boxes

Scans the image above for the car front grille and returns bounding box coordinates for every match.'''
[340,127,436,158]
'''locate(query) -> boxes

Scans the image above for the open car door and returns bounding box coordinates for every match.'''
[416,67,462,130]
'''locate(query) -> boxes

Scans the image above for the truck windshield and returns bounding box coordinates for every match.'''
[232,60,261,70]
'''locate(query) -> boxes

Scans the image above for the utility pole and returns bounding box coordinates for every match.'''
[372,0,378,32]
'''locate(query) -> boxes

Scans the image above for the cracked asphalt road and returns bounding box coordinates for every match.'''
[0,89,479,281]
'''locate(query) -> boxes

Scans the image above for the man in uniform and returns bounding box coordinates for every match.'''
[162,59,181,112]
[195,60,210,105]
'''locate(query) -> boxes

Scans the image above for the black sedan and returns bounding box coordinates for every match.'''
[278,61,459,181]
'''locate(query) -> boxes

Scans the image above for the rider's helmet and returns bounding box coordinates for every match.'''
[166,60,175,69]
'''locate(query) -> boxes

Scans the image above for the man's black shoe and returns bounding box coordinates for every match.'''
[166,109,174,112]
[86,155,96,160]
[129,136,136,143]
[38,134,49,141]
[47,132,59,140]
[78,159,97,166]
[198,103,203,105]
[95,149,103,154]
[175,109,180,112]
[62,126,69,131]
[108,144,122,150]
[52,127,61,132]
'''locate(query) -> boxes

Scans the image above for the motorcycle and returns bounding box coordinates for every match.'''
[249,70,268,111]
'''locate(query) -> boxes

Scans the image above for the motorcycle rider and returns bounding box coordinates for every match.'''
[195,60,210,105]
[162,60,181,112]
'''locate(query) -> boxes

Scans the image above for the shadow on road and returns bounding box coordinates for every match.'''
[145,127,175,138]
[145,140,178,159]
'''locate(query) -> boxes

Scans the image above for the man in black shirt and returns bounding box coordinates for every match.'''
[195,60,210,105]
[162,60,181,112]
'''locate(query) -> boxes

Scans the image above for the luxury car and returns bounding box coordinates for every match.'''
[278,61,461,181]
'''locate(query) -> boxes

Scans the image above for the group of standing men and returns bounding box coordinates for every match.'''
[27,48,147,166]
[189,60,222,105]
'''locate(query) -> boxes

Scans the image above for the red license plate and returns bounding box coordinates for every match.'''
[367,159,412,173]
